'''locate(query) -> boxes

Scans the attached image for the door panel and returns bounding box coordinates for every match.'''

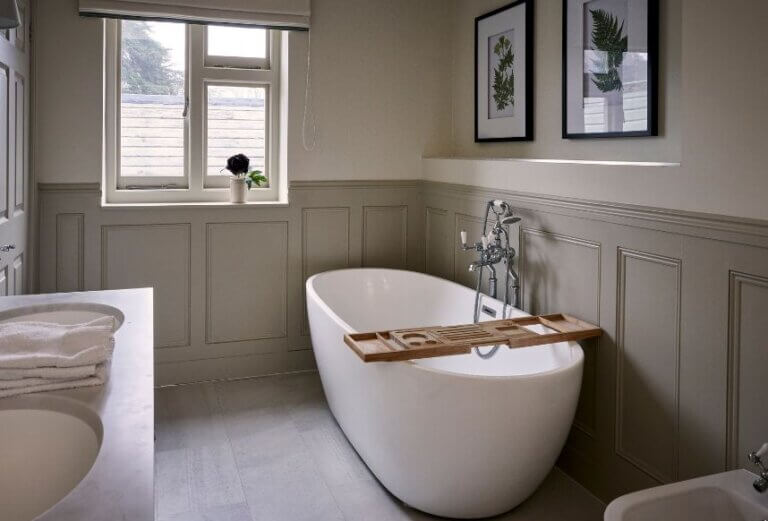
[0,4,29,295]
[0,66,7,222]
[14,72,24,212]
[11,254,22,294]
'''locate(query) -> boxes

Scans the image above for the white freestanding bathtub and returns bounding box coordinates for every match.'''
[306,269,583,519]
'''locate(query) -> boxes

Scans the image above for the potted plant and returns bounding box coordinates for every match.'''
[224,154,268,203]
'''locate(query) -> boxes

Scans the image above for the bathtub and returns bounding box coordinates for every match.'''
[306,268,584,519]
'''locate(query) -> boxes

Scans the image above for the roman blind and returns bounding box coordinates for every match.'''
[79,0,310,30]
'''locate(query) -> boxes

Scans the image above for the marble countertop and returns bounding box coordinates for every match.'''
[0,288,154,521]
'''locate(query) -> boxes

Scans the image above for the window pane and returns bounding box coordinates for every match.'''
[207,86,266,177]
[120,21,185,177]
[207,26,267,59]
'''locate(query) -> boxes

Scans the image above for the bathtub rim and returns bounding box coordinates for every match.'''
[306,267,585,381]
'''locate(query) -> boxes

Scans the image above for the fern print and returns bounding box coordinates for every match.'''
[491,35,515,110]
[589,8,628,93]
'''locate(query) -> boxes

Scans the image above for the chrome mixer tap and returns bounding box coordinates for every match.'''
[459,200,521,358]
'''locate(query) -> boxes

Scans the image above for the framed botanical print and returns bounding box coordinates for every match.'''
[563,0,659,138]
[475,0,534,142]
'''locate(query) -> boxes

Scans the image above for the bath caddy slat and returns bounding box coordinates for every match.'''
[344,314,601,362]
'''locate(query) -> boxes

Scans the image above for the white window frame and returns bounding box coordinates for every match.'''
[103,20,283,204]
[203,82,271,189]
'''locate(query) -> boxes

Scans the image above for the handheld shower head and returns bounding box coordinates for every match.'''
[501,215,521,225]
[491,200,519,226]
[490,200,510,215]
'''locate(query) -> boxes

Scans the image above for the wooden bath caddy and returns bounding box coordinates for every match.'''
[344,314,601,362]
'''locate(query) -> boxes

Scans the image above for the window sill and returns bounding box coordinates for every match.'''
[100,198,289,209]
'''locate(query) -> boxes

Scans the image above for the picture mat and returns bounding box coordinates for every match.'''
[565,0,649,135]
[476,3,527,139]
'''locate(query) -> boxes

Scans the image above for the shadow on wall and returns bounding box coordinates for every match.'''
[515,209,557,316]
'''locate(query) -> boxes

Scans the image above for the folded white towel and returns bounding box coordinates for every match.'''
[0,365,98,381]
[0,317,115,369]
[0,364,108,398]
[0,362,108,389]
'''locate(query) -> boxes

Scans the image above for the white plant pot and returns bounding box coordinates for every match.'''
[229,177,248,203]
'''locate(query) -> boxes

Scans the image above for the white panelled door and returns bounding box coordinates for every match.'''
[0,1,29,296]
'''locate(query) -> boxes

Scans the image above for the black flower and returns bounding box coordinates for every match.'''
[225,154,250,175]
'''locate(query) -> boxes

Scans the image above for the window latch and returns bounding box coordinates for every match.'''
[182,96,190,118]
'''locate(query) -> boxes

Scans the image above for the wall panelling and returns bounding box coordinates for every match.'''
[362,205,408,269]
[36,178,768,504]
[422,180,768,502]
[727,271,768,470]
[206,221,288,344]
[425,207,452,280]
[37,181,423,385]
[301,207,351,334]
[615,249,682,483]
[55,213,84,292]
[101,224,191,349]
[520,228,601,438]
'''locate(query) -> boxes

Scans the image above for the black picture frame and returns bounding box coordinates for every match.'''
[562,0,659,139]
[474,0,534,142]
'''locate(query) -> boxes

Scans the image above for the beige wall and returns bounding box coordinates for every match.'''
[32,0,454,184]
[449,0,681,162]
[431,0,768,221]
[287,0,453,181]
[33,0,104,185]
[34,0,768,220]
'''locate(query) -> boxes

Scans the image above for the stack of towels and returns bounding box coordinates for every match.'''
[0,316,116,398]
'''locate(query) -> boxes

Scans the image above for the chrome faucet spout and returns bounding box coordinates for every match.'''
[487,265,497,300]
[507,265,520,309]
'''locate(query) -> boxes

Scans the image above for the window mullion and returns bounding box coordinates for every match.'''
[269,31,282,200]
[187,25,205,198]
[106,20,120,193]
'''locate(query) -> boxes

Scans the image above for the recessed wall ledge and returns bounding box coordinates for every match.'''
[424,156,680,168]
[99,199,290,209]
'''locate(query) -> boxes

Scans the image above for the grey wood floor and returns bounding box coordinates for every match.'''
[155,371,605,521]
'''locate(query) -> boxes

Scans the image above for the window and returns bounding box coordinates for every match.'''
[104,20,284,204]
[207,26,268,67]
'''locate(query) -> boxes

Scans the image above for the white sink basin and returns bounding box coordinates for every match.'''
[0,302,124,331]
[605,470,768,521]
[0,302,118,519]
[0,395,103,521]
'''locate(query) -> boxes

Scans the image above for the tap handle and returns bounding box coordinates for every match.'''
[752,443,768,462]
[749,443,768,474]
[460,230,468,248]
